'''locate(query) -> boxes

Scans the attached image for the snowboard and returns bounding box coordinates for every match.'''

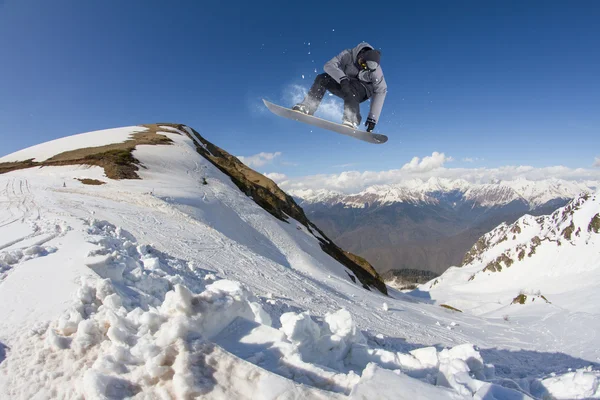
[263,99,388,144]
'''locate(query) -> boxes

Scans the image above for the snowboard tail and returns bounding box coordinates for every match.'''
[263,99,388,144]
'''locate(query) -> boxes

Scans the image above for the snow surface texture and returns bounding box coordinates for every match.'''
[0,126,598,399]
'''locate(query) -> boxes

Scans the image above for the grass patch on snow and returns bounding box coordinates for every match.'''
[0,124,174,179]
[440,304,463,312]
[75,178,106,185]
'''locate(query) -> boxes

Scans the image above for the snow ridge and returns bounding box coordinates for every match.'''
[421,190,600,318]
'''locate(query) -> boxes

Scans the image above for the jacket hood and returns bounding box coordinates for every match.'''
[351,42,374,61]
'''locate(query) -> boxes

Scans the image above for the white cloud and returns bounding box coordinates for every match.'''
[264,172,287,182]
[237,152,282,168]
[594,157,600,167]
[278,161,600,195]
[401,152,453,172]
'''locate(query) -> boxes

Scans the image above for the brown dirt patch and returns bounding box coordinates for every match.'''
[75,178,106,185]
[0,124,176,179]
[440,304,463,312]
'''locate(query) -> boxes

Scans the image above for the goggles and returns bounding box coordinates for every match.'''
[360,60,379,71]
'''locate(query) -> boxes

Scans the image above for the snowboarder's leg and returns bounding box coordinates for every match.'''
[294,73,341,115]
[342,80,368,128]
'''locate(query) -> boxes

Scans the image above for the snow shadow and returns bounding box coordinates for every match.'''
[0,341,7,364]
[357,334,600,399]
[214,317,351,394]
[404,288,433,301]
[364,331,445,354]
[93,375,142,399]
[480,347,600,379]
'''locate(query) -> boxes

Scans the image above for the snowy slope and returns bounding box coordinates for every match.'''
[0,125,599,399]
[420,191,600,313]
[419,191,600,380]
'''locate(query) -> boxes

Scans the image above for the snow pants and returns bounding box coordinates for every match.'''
[300,73,368,125]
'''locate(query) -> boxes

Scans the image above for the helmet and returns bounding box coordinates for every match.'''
[360,49,381,71]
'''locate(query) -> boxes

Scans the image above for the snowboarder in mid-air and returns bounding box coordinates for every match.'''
[293,42,387,133]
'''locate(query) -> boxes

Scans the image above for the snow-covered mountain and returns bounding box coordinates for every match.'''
[0,125,599,399]
[291,177,595,209]
[291,177,596,276]
[420,191,600,316]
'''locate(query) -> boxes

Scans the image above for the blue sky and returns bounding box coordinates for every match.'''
[1,0,599,188]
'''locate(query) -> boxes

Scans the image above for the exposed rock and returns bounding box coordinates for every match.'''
[461,236,490,266]
[562,222,575,240]
[512,294,527,304]
[483,253,514,273]
[512,293,551,305]
[171,124,387,295]
[589,213,600,234]
[382,269,438,290]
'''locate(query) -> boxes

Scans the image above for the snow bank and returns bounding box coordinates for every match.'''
[276,309,536,398]
[1,275,272,399]
[349,363,464,399]
[538,367,600,399]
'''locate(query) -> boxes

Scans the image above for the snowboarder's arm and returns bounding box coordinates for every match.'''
[324,50,351,83]
[368,78,387,123]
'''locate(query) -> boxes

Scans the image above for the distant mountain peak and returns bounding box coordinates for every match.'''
[293,178,596,210]
[461,191,600,276]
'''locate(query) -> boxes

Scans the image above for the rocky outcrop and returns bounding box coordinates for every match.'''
[382,269,439,290]
[169,124,387,295]
[461,192,599,282]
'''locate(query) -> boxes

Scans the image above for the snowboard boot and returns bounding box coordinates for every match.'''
[292,103,310,115]
[342,119,359,130]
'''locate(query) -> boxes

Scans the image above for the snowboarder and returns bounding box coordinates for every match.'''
[293,42,387,132]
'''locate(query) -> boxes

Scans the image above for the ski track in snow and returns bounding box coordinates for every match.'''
[0,128,598,399]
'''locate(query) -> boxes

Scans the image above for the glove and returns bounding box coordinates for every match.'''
[365,117,376,132]
[340,76,353,98]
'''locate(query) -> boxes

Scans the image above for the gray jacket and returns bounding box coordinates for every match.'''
[324,42,388,123]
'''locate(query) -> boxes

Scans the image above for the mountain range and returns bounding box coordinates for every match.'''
[292,178,597,276]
